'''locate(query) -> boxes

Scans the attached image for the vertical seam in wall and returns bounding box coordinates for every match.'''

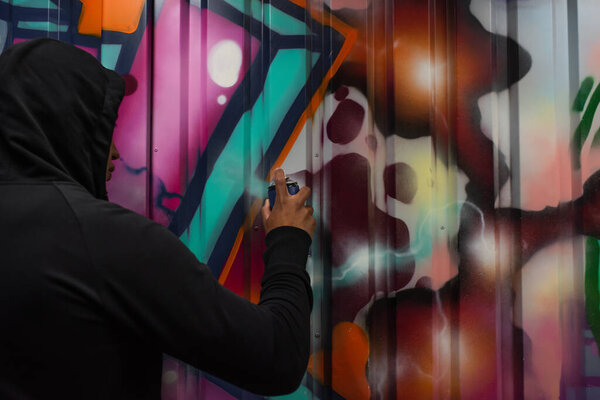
[147,0,155,220]
[242,0,252,301]
[567,1,585,398]
[180,0,190,203]
[507,3,524,399]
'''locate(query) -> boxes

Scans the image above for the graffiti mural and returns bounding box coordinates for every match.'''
[4,0,600,399]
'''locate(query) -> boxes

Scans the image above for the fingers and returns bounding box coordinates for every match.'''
[304,206,316,238]
[273,169,289,202]
[296,186,311,204]
[273,168,314,215]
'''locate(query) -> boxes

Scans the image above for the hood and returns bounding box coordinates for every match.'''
[0,38,125,200]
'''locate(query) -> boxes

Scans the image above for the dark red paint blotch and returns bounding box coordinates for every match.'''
[327,100,365,144]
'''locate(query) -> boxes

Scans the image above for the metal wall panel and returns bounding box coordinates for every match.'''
[3,0,600,399]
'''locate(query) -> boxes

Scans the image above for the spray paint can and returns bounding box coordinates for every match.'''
[268,177,300,210]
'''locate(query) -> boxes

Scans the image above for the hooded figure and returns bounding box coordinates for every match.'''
[0,39,313,399]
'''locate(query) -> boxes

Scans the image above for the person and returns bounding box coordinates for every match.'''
[0,38,315,399]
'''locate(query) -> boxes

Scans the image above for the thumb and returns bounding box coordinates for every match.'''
[261,199,271,223]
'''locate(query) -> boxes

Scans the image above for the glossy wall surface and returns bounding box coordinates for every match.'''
[3,0,600,399]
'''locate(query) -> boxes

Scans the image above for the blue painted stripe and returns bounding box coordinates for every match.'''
[171,0,346,267]
[206,28,344,270]
[180,49,318,262]
[204,194,247,277]
[168,43,273,237]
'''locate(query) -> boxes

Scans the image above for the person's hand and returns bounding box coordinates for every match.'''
[261,169,316,238]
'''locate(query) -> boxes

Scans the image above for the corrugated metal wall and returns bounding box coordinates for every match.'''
[4,0,600,398]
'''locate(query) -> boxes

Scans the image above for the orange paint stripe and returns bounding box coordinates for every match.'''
[219,2,356,287]
[268,8,357,176]
[217,226,245,285]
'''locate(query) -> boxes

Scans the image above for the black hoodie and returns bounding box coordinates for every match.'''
[0,39,312,399]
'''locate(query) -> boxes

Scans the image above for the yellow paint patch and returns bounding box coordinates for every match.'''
[390,136,465,212]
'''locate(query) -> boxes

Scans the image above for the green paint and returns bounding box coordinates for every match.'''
[592,126,600,148]
[100,44,122,70]
[329,203,464,288]
[573,76,594,112]
[225,0,310,35]
[571,82,600,169]
[585,237,600,348]
[17,20,68,32]
[264,4,309,35]
[1,0,58,9]
[332,245,415,288]
[182,49,319,262]
[0,20,7,50]
[410,211,435,261]
[271,385,318,400]
[410,203,462,262]
[179,214,200,257]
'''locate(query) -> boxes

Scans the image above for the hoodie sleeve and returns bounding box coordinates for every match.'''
[67,188,313,396]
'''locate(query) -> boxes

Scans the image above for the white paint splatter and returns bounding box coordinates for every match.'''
[208,40,242,88]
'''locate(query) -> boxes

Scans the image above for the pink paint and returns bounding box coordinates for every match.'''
[151,0,260,197]
[525,317,561,398]
[591,342,599,357]
[587,43,600,74]
[201,377,239,400]
[108,0,260,216]
[521,136,574,210]
[429,241,457,290]
[106,26,151,217]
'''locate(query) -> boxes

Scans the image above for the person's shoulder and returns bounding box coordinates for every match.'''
[54,182,165,232]
[55,182,185,252]
[54,182,131,215]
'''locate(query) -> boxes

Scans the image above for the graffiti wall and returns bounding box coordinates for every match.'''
[3,0,600,398]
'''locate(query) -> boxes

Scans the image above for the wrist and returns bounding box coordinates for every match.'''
[264,226,312,268]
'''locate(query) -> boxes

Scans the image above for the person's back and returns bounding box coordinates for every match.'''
[0,38,315,399]
[0,183,165,398]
